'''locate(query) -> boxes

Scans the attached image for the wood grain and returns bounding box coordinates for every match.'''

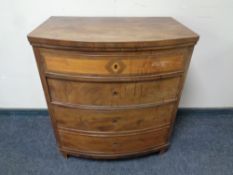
[41,47,187,76]
[28,17,199,159]
[52,103,175,133]
[47,77,181,106]
[28,17,199,50]
[58,127,169,154]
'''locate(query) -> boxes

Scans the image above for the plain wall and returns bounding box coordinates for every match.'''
[0,0,233,108]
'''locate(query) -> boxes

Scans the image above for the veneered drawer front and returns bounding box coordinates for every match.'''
[48,77,180,106]
[53,103,175,132]
[58,127,169,154]
[41,48,187,76]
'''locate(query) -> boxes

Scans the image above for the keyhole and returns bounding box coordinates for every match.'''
[112,142,118,147]
[112,119,118,123]
[112,91,118,96]
[114,64,118,70]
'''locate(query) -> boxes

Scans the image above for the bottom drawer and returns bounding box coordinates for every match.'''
[58,127,169,154]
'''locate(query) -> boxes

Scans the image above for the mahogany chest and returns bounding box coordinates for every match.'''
[28,17,199,159]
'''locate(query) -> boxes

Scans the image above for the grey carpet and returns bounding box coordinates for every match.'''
[0,109,232,175]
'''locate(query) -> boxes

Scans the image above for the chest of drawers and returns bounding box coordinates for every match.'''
[28,17,199,159]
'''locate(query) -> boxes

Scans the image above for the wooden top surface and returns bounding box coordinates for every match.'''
[28,17,199,49]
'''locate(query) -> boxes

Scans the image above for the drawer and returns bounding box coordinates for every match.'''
[58,127,169,154]
[53,103,175,132]
[48,77,181,106]
[41,48,187,76]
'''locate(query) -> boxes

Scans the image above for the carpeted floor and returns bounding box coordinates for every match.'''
[0,109,232,175]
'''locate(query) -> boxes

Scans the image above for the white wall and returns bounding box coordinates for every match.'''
[0,0,233,108]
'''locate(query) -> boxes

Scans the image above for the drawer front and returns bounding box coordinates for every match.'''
[53,103,175,132]
[41,48,187,76]
[48,77,180,106]
[58,127,169,154]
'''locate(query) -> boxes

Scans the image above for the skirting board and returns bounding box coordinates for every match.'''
[0,108,233,116]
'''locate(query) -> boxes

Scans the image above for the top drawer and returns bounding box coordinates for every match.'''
[40,48,188,76]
